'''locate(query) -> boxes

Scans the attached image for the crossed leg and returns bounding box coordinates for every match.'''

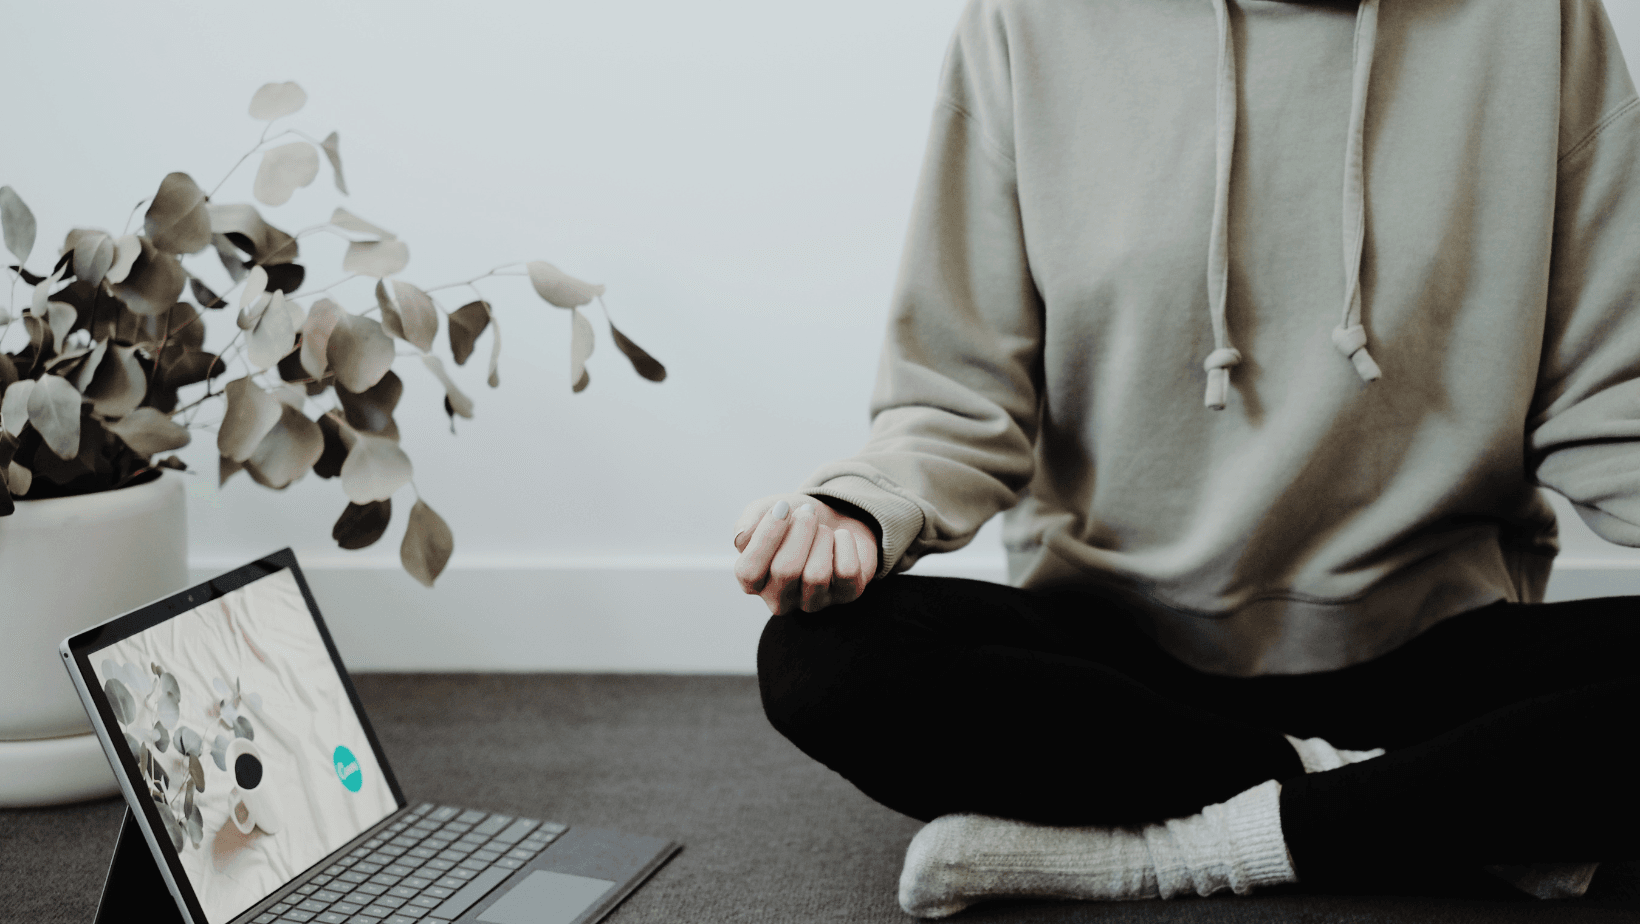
[757,575,1640,901]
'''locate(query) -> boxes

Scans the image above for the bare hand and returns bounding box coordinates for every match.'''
[732,493,879,615]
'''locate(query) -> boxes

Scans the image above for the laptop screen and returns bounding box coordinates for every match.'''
[87,565,398,924]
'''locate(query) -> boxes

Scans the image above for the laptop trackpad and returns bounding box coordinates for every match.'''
[477,870,616,924]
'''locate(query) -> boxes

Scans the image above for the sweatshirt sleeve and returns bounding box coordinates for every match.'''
[1528,0,1640,544]
[800,0,1044,578]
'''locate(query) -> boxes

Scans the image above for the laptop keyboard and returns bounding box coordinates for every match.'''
[251,803,566,924]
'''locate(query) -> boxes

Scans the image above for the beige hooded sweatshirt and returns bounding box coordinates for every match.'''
[801,0,1640,676]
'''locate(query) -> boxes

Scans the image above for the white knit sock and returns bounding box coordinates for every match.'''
[897,779,1295,918]
[1283,733,1384,772]
[1282,733,1600,900]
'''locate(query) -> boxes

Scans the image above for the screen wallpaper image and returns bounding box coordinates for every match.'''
[91,568,397,924]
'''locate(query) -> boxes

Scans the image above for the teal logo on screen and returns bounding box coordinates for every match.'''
[334,746,362,792]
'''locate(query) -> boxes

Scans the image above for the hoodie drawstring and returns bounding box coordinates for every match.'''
[1204,0,1240,411]
[1335,0,1382,383]
[1203,0,1382,412]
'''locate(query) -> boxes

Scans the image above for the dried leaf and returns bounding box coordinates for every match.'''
[238,292,270,331]
[6,461,31,497]
[213,234,249,283]
[321,131,347,195]
[488,315,502,387]
[46,301,76,352]
[189,754,205,794]
[343,240,409,277]
[190,278,225,309]
[32,266,62,317]
[421,354,473,418]
[448,301,490,366]
[528,261,605,308]
[313,413,349,478]
[26,374,82,459]
[331,208,394,241]
[375,279,404,340]
[1,379,33,438]
[272,383,305,408]
[209,204,299,265]
[570,307,594,392]
[401,499,453,587]
[253,142,320,207]
[0,186,35,263]
[23,313,46,359]
[340,432,412,503]
[106,407,190,457]
[220,454,244,486]
[333,499,391,550]
[110,238,186,316]
[248,81,306,120]
[106,234,142,284]
[217,377,283,462]
[301,298,344,379]
[84,344,146,419]
[68,230,116,287]
[240,265,269,311]
[327,313,395,393]
[264,262,305,294]
[70,340,108,393]
[391,280,437,353]
[161,351,222,392]
[244,403,324,489]
[337,369,402,438]
[144,173,212,254]
[248,291,298,370]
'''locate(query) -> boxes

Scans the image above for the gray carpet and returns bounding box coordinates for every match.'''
[3,674,1638,923]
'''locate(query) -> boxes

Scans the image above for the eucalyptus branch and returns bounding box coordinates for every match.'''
[0,80,669,590]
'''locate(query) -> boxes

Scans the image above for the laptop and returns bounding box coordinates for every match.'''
[60,548,681,924]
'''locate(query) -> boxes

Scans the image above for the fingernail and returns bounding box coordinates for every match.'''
[798,503,814,517]
[733,530,749,547]
[772,500,790,520]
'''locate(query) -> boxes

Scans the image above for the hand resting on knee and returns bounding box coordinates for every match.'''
[732,494,879,615]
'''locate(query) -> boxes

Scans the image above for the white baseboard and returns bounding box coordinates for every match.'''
[186,556,1640,674]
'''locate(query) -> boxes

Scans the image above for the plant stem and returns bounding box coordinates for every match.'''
[123,198,151,236]
[290,273,359,301]
[422,264,524,294]
[207,125,300,200]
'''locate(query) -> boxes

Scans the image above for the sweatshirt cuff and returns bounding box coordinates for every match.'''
[806,474,925,581]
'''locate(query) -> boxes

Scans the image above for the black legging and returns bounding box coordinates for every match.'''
[756,575,1640,890]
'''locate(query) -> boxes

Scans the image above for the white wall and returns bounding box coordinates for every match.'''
[7,2,1640,671]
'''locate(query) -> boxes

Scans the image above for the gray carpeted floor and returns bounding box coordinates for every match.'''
[3,674,1638,924]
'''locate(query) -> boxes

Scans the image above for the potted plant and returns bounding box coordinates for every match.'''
[0,81,667,806]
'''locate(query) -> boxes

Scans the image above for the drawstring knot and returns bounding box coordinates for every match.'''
[1332,325,1381,383]
[1203,347,1242,410]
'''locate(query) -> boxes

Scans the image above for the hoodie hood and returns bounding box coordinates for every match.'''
[1203,0,1382,410]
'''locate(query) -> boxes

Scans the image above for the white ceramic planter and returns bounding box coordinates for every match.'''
[0,471,188,807]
